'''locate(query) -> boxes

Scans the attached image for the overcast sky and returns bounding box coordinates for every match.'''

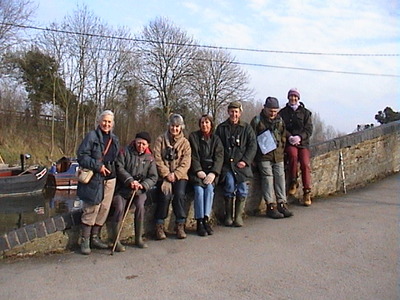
[32,0,400,133]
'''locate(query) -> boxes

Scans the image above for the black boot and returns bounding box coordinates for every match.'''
[224,197,234,226]
[266,203,284,219]
[134,218,148,248]
[203,216,213,235]
[277,202,294,217]
[196,219,208,237]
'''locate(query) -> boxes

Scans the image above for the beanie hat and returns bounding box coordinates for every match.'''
[135,131,151,143]
[264,97,280,108]
[288,88,300,99]
[228,101,243,111]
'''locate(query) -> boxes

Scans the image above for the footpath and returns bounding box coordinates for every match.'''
[0,173,398,300]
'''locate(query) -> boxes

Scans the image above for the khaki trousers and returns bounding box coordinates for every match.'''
[81,178,116,226]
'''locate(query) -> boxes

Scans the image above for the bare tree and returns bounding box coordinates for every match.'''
[189,48,253,121]
[135,17,197,120]
[310,111,343,144]
[0,0,35,52]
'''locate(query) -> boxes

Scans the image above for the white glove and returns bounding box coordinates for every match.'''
[289,135,301,146]
[161,180,172,196]
[203,173,216,185]
[197,171,207,179]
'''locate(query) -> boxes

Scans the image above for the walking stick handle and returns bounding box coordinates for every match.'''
[110,190,136,255]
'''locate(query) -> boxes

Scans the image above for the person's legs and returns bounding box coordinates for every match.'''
[234,181,249,226]
[154,183,170,240]
[298,147,312,206]
[193,185,205,219]
[172,180,188,239]
[259,160,274,204]
[133,193,148,248]
[285,145,300,195]
[203,184,215,218]
[223,171,235,226]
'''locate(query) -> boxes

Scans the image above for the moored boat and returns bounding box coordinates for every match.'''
[0,166,48,197]
[47,157,79,190]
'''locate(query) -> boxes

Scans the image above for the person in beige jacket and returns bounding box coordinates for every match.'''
[153,114,191,240]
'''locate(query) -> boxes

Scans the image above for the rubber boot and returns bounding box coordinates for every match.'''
[233,197,246,227]
[196,219,207,237]
[155,224,166,240]
[111,222,126,252]
[134,219,148,248]
[175,223,187,239]
[80,237,91,255]
[266,203,284,219]
[303,189,312,206]
[277,202,294,217]
[224,197,234,226]
[91,225,109,249]
[203,216,213,235]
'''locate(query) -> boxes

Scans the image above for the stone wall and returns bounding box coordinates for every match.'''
[1,121,399,258]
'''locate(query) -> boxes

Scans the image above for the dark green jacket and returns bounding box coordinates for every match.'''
[279,102,313,148]
[215,119,257,183]
[188,130,224,187]
[250,111,286,163]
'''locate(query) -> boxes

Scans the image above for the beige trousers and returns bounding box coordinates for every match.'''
[81,178,116,226]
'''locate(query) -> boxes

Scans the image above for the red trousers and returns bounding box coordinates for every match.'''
[285,145,312,191]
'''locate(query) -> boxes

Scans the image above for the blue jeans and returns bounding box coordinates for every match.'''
[193,184,214,219]
[258,160,287,204]
[223,171,248,198]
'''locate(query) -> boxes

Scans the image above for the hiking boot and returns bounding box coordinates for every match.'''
[288,180,299,196]
[196,219,208,237]
[175,223,187,239]
[91,235,109,249]
[155,224,166,240]
[303,190,312,206]
[80,237,91,255]
[277,202,294,217]
[204,216,214,235]
[266,203,284,219]
[224,197,234,226]
[233,197,246,227]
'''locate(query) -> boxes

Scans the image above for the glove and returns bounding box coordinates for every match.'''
[161,180,172,196]
[289,135,301,146]
[197,171,207,179]
[203,173,216,185]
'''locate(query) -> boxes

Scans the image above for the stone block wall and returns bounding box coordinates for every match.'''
[1,121,399,258]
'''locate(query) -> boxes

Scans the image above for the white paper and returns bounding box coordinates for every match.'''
[257,130,277,154]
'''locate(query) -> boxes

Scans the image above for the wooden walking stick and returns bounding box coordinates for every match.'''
[110,190,136,255]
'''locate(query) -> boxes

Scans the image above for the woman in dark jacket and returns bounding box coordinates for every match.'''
[77,110,120,255]
[189,115,224,236]
[111,132,158,251]
[279,88,313,206]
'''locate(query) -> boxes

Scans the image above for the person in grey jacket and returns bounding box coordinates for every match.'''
[77,110,120,255]
[215,101,257,227]
[111,131,158,251]
[189,115,224,236]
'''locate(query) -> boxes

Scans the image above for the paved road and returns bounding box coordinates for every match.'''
[0,173,398,300]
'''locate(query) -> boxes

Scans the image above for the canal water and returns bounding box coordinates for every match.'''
[0,188,81,235]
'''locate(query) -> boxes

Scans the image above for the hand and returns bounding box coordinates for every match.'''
[161,180,172,195]
[100,165,111,176]
[236,161,246,169]
[197,171,207,179]
[289,135,301,146]
[166,172,176,183]
[203,173,216,185]
[130,180,142,190]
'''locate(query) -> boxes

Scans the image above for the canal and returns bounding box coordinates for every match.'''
[0,188,81,235]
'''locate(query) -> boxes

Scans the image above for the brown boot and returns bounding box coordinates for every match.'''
[303,190,312,206]
[288,179,299,196]
[175,223,187,239]
[155,224,166,240]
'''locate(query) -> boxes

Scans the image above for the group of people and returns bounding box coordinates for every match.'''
[76,88,313,255]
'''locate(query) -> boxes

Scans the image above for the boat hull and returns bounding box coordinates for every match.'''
[0,167,48,197]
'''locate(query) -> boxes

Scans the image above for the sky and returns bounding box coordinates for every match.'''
[31,0,400,134]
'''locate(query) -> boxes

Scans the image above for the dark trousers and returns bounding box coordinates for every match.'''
[154,179,187,224]
[111,193,147,223]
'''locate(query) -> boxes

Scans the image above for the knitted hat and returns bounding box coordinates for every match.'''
[288,88,300,99]
[228,101,243,111]
[135,131,151,143]
[264,97,279,108]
